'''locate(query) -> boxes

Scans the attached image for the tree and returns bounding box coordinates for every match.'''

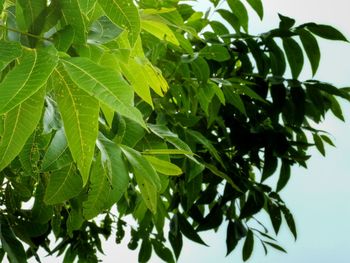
[0,0,348,262]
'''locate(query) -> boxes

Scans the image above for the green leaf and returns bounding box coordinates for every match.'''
[41,129,72,171]
[0,216,27,263]
[120,145,160,213]
[44,163,83,204]
[62,57,146,128]
[320,134,335,147]
[299,29,320,76]
[17,0,46,35]
[0,87,45,171]
[141,19,179,46]
[54,67,99,185]
[98,0,140,47]
[177,214,207,246]
[264,241,287,253]
[83,154,121,219]
[246,0,263,20]
[276,160,291,192]
[242,230,254,261]
[0,46,58,114]
[52,25,75,52]
[313,133,325,156]
[306,24,348,42]
[151,239,175,263]
[0,40,22,71]
[227,0,249,32]
[199,44,230,62]
[96,134,129,207]
[223,86,247,116]
[144,156,182,176]
[266,38,286,77]
[138,239,152,263]
[281,206,297,240]
[186,129,225,168]
[267,202,282,235]
[60,0,87,44]
[282,37,304,79]
[278,13,295,29]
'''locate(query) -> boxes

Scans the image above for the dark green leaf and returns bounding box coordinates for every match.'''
[276,160,291,192]
[246,0,264,20]
[0,216,27,263]
[282,37,304,79]
[313,133,325,156]
[242,230,254,261]
[177,214,207,246]
[298,29,320,76]
[307,24,348,42]
[264,241,287,253]
[138,239,152,263]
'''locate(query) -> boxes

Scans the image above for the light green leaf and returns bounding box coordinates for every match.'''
[141,19,179,46]
[96,134,129,208]
[0,87,45,171]
[120,145,160,213]
[142,149,193,155]
[54,67,99,185]
[0,46,58,114]
[98,0,140,46]
[44,163,83,205]
[144,155,182,176]
[61,57,146,128]
[0,40,22,71]
[60,0,87,44]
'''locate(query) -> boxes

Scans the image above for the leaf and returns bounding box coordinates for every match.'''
[0,216,27,263]
[88,16,123,44]
[306,24,348,42]
[266,38,286,77]
[144,156,182,176]
[52,25,75,52]
[62,57,146,128]
[264,241,287,253]
[0,40,22,71]
[227,0,249,32]
[83,154,119,219]
[142,149,193,155]
[267,202,282,234]
[223,86,247,116]
[151,239,175,263]
[199,44,230,62]
[204,163,241,192]
[96,134,130,207]
[246,0,263,20]
[44,163,83,204]
[98,0,140,46]
[60,0,87,44]
[242,230,254,261]
[54,67,99,185]
[313,133,325,156]
[282,37,304,79]
[320,134,335,147]
[0,87,45,171]
[120,145,160,213]
[298,29,320,76]
[281,206,297,240]
[177,214,207,246]
[278,13,295,29]
[239,190,265,219]
[186,129,225,168]
[41,129,72,171]
[0,46,58,114]
[276,160,291,192]
[141,19,179,46]
[138,239,152,263]
[17,0,46,36]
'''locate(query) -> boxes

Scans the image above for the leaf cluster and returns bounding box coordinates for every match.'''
[0,0,348,262]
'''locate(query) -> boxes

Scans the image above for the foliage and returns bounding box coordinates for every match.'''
[0,0,348,262]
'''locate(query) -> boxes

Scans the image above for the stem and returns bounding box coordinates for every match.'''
[0,24,52,41]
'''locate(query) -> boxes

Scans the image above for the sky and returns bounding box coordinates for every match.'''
[23,1,350,262]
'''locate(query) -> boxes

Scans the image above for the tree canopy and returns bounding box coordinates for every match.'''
[0,0,349,262]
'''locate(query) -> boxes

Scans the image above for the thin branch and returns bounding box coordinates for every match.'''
[0,24,53,41]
